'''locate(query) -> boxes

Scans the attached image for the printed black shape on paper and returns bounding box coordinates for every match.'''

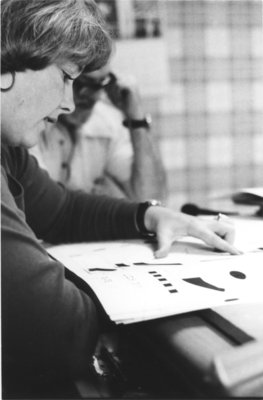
[88,268,116,272]
[225,298,239,302]
[134,262,182,265]
[115,263,130,267]
[183,277,225,291]
[229,270,246,279]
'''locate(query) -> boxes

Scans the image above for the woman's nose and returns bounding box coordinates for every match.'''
[61,83,75,114]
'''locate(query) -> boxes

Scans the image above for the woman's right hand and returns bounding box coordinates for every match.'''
[144,206,241,258]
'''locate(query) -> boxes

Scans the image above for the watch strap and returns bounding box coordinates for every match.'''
[136,200,162,237]
[123,114,152,130]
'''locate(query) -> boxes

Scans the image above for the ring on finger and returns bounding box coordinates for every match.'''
[216,213,223,221]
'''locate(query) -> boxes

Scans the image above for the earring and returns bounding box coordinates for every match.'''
[1,71,15,92]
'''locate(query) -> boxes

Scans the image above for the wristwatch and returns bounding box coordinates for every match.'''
[123,114,152,130]
[136,199,162,237]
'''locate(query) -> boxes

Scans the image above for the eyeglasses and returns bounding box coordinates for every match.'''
[77,72,117,91]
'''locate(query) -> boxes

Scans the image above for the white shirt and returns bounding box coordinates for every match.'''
[30,100,133,196]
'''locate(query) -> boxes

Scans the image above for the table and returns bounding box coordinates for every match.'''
[76,301,263,398]
[130,302,263,397]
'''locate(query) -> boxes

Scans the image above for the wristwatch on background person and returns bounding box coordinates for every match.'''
[136,200,162,237]
[123,114,152,130]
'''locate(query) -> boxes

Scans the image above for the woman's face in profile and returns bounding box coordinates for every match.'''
[1,62,80,148]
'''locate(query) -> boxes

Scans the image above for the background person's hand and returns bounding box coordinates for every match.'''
[105,73,145,120]
[144,206,241,258]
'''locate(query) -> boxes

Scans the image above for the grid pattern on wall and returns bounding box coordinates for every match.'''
[147,0,263,209]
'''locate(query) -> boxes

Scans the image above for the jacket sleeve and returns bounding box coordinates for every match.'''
[1,169,100,382]
[17,148,140,244]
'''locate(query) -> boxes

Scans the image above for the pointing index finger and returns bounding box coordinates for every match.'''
[202,230,242,255]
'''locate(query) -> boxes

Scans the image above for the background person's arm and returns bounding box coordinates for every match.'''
[123,123,167,202]
[105,73,167,202]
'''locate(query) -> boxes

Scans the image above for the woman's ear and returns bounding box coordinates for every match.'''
[1,72,15,92]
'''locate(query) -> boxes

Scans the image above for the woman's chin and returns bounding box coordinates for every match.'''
[20,122,45,148]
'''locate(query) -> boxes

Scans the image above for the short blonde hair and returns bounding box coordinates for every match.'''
[1,0,112,74]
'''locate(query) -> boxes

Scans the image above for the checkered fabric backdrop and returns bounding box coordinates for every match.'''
[144,0,263,209]
[102,0,262,209]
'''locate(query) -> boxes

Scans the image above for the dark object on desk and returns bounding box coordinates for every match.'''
[232,189,263,217]
[232,191,263,205]
[181,203,238,216]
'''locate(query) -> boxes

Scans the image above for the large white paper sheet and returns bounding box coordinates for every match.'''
[48,217,263,324]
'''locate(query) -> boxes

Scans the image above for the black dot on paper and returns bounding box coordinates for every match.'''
[230,271,246,279]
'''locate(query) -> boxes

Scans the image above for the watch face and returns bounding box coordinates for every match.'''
[147,199,162,207]
[141,119,150,128]
[145,114,152,125]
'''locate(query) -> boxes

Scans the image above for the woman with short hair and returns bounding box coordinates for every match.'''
[1,0,239,398]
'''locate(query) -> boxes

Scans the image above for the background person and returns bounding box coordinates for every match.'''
[30,61,167,201]
[1,0,240,398]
